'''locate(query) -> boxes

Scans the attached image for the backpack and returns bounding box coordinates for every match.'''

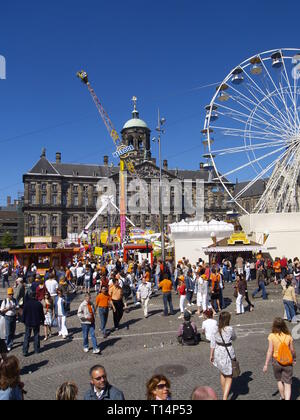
[276,336,293,366]
[182,321,197,345]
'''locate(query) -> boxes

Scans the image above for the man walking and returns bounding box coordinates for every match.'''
[137,276,152,318]
[0,288,19,352]
[78,293,100,354]
[252,265,268,300]
[22,290,45,356]
[159,273,175,316]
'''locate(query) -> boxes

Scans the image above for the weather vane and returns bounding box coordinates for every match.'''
[131,96,137,111]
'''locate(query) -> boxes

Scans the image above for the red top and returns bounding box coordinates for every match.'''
[178,283,186,296]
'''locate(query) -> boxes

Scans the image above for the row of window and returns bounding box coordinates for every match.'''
[29,194,98,207]
[28,227,58,236]
[29,183,98,193]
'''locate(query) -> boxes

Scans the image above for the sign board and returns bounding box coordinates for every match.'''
[24,236,62,244]
[94,247,103,256]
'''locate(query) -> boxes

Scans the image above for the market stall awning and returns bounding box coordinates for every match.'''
[204,245,267,253]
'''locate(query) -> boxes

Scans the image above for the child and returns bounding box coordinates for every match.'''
[201,309,218,343]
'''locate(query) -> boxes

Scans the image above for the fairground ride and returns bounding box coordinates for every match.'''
[203,48,300,214]
[77,71,138,243]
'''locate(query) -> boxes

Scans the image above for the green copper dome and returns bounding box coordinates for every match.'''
[122,118,148,129]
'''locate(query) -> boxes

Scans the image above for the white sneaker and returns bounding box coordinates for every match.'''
[187,303,192,307]
[83,348,89,353]
[93,348,100,354]
[178,315,184,319]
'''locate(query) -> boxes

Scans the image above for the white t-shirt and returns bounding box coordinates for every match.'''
[45,279,59,297]
[202,319,218,342]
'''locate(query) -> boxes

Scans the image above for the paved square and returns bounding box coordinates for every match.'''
[2,282,300,400]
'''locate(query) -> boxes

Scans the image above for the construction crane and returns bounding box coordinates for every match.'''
[77,70,137,244]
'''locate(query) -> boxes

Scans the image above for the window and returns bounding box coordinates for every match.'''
[52,226,57,236]
[40,227,46,236]
[73,216,78,223]
[73,185,78,193]
[84,196,88,206]
[30,194,36,205]
[41,215,47,224]
[52,195,57,205]
[73,226,78,234]
[93,196,97,207]
[41,194,47,205]
[52,215,58,224]
[41,183,47,191]
[29,215,35,224]
[62,194,67,206]
[29,227,35,236]
[52,184,57,192]
[30,183,35,191]
[73,195,78,206]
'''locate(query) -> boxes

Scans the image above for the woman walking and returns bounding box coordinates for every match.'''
[235,274,246,315]
[177,276,187,319]
[263,318,296,400]
[282,277,298,323]
[195,269,209,317]
[146,375,172,400]
[210,311,237,400]
[54,289,68,339]
[43,292,54,341]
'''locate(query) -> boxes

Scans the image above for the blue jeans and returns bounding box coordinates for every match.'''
[283,300,296,322]
[252,281,268,300]
[155,274,160,290]
[5,315,16,349]
[2,275,9,288]
[23,325,40,355]
[186,290,194,305]
[162,292,174,316]
[98,307,109,335]
[82,323,98,350]
[131,288,137,304]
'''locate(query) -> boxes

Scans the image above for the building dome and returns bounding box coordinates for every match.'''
[122,96,149,130]
[122,118,148,130]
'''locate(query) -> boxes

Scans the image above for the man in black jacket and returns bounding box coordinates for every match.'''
[22,290,45,356]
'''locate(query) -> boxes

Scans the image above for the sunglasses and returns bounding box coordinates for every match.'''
[156,383,169,390]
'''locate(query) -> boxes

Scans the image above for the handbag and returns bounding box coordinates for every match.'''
[220,332,241,378]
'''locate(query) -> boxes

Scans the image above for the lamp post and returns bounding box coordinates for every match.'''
[155,109,166,263]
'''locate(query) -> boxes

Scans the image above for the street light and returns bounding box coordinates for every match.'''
[153,109,167,263]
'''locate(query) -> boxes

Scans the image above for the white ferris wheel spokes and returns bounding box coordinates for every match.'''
[203,48,300,214]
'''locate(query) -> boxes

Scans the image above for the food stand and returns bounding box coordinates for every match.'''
[9,248,76,276]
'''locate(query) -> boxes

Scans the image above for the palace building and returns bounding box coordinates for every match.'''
[22,101,234,242]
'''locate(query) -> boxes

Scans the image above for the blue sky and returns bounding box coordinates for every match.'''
[0,0,299,204]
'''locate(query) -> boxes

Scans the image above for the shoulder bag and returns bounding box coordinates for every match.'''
[220,331,241,378]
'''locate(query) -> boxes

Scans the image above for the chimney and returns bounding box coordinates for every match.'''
[56,152,61,164]
[200,162,204,170]
[7,196,11,207]
[163,159,168,170]
[103,155,109,166]
[41,148,46,158]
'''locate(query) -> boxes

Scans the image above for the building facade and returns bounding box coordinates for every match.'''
[23,105,234,241]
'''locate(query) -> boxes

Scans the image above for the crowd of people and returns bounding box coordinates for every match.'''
[0,251,298,400]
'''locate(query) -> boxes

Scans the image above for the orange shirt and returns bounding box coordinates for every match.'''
[95,293,111,308]
[273,261,281,273]
[210,273,220,291]
[145,272,150,281]
[159,279,173,293]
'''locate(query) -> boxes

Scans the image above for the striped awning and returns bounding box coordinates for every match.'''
[203,245,267,253]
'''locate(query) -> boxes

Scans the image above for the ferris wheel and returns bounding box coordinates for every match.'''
[203,48,300,214]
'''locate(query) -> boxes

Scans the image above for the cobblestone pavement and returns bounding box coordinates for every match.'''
[1,281,300,400]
